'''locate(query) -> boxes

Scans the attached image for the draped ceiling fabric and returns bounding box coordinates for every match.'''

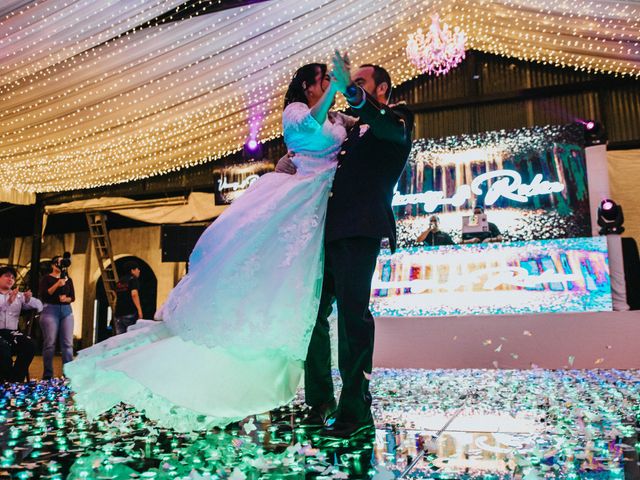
[43,192,226,229]
[0,0,639,202]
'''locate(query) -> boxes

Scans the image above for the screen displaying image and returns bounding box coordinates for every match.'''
[394,124,590,248]
[213,160,274,205]
[370,237,612,317]
[368,124,608,317]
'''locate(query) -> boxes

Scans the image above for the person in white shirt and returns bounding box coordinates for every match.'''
[0,266,43,382]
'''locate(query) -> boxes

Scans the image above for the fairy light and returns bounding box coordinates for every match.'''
[0,0,638,195]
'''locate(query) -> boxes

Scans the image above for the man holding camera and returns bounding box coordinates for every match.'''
[417,215,455,247]
[38,254,75,380]
[0,266,42,382]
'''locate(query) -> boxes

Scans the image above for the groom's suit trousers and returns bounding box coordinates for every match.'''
[304,236,381,423]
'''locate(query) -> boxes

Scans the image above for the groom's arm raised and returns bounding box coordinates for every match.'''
[330,51,413,145]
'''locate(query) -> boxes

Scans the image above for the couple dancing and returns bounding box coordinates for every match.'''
[65,52,414,438]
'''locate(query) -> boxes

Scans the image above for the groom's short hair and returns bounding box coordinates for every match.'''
[360,64,392,90]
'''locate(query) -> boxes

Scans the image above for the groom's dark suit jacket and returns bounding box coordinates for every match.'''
[325,92,414,252]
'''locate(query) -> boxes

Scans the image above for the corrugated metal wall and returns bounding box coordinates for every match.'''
[395,51,640,144]
[607,87,640,144]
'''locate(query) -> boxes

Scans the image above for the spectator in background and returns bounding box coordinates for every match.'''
[0,266,42,382]
[38,256,75,380]
[462,206,503,244]
[114,261,143,335]
[417,215,455,247]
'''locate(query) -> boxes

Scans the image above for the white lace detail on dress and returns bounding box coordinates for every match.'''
[283,102,322,133]
[279,213,320,268]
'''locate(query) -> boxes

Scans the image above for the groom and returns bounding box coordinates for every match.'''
[277,52,414,438]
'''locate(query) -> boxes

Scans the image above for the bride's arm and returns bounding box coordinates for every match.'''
[309,78,338,125]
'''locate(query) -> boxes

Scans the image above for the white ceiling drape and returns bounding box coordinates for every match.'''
[0,0,638,201]
[43,192,226,224]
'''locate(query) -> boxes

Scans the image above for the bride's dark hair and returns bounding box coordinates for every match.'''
[284,63,327,109]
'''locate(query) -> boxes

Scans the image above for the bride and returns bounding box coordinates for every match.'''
[64,63,355,432]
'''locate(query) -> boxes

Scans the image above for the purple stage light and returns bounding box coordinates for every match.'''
[579,120,606,146]
[598,198,623,234]
[247,139,258,150]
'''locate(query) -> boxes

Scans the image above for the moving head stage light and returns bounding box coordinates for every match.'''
[598,199,625,235]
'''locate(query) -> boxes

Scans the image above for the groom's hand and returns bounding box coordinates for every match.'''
[275,151,297,175]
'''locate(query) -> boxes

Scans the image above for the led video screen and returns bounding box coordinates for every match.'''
[371,237,612,317]
[371,124,611,317]
[393,124,590,248]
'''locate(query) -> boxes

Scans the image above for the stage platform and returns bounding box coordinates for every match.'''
[1,369,638,479]
[374,310,640,370]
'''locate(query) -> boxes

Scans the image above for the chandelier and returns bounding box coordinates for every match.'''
[406,14,466,76]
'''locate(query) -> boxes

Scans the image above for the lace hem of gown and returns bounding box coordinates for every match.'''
[64,320,302,432]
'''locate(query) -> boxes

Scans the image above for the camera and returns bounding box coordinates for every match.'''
[56,252,72,279]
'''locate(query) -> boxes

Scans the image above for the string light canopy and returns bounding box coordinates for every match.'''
[406,14,466,76]
[0,0,638,202]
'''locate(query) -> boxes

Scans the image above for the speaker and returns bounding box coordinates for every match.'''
[73,231,90,254]
[0,237,12,258]
[161,224,209,263]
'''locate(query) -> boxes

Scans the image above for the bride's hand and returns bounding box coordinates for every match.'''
[330,50,351,93]
[275,151,297,175]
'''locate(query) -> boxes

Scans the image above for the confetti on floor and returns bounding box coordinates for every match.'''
[1,369,639,479]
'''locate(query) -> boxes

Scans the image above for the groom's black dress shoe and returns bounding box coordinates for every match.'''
[318,418,375,439]
[301,400,337,427]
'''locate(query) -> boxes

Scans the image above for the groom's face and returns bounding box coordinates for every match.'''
[352,66,389,104]
[352,66,377,98]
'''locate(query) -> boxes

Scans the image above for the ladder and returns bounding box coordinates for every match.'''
[85,212,119,314]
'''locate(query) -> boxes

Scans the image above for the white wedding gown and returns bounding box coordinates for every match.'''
[65,103,352,431]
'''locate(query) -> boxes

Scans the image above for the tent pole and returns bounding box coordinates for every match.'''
[29,195,44,294]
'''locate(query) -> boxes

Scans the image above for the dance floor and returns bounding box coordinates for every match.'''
[0,369,638,479]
